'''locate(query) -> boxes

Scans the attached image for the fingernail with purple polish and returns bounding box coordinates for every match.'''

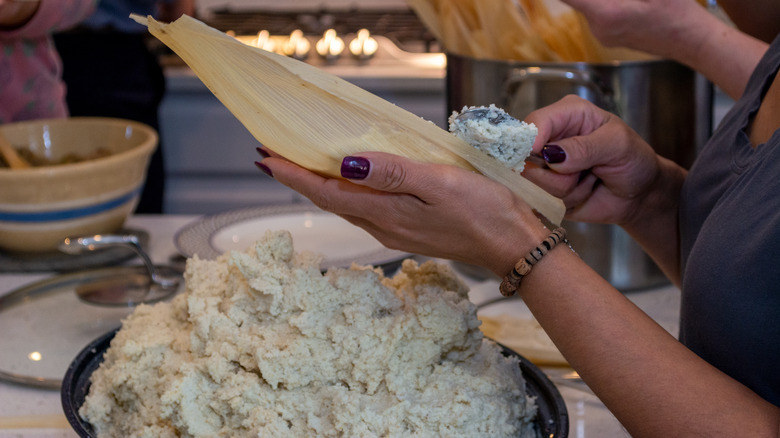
[256,147,270,158]
[341,156,370,179]
[255,161,273,177]
[542,144,566,164]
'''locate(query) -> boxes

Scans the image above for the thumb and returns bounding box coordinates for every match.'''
[538,140,592,177]
[340,152,443,195]
[541,119,635,176]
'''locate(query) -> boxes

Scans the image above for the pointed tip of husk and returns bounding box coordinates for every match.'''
[129,13,149,26]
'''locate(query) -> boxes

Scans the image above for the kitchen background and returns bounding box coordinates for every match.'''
[158,0,735,214]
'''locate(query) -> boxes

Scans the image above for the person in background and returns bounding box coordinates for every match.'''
[0,0,95,124]
[561,0,769,100]
[53,0,194,214]
[256,1,780,436]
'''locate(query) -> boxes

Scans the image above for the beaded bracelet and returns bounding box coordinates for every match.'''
[499,227,570,297]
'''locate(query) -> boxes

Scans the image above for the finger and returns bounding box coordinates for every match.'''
[338,151,465,199]
[260,156,337,203]
[561,172,600,212]
[525,95,610,155]
[261,155,420,219]
[336,212,423,254]
[256,146,284,159]
[256,147,270,159]
[539,114,642,178]
[521,165,581,200]
[253,162,426,256]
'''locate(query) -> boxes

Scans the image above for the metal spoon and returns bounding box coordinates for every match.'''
[59,234,181,306]
[452,107,547,168]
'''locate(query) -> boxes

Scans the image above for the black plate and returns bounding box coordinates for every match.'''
[62,330,568,437]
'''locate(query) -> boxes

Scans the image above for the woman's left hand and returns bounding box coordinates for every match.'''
[259,150,549,277]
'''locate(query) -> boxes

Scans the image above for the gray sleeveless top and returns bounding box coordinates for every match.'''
[679,35,780,406]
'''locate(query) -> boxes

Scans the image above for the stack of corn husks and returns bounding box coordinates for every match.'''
[407,0,660,62]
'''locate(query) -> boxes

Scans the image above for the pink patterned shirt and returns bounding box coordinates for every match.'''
[0,0,95,123]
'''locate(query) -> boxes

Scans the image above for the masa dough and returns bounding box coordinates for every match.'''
[448,104,537,172]
[80,231,538,437]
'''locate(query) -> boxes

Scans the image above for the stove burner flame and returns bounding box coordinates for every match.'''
[348,29,378,60]
[315,29,345,60]
[282,29,311,60]
[252,30,276,52]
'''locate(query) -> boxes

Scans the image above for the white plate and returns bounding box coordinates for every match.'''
[174,205,409,270]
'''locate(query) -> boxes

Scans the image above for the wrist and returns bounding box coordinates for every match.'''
[489,209,551,278]
[622,156,685,234]
[654,3,723,61]
[499,227,574,296]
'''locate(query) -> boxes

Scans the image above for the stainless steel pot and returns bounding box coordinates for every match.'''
[446,54,713,291]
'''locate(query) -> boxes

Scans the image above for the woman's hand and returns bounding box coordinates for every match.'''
[524,95,686,283]
[259,151,549,277]
[523,95,666,225]
[259,95,685,281]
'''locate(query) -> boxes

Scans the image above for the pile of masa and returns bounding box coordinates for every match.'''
[80,231,538,437]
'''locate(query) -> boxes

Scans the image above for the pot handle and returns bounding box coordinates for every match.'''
[504,66,617,114]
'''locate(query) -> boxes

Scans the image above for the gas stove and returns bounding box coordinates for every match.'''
[158,8,445,79]
[205,8,440,53]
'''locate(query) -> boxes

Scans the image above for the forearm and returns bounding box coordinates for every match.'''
[669,8,767,99]
[562,0,767,99]
[517,248,780,437]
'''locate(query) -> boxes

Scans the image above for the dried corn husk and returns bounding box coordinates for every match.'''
[130,14,564,224]
[479,314,568,366]
[407,0,654,62]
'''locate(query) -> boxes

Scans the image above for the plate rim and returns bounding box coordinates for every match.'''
[174,204,409,269]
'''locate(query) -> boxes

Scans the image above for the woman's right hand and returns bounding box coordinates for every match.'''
[523,95,669,225]
[524,95,687,282]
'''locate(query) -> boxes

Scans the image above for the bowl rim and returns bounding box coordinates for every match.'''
[0,117,158,176]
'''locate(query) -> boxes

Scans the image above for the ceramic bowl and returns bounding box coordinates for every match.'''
[0,118,157,252]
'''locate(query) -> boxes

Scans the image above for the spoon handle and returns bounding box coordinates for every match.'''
[59,234,178,288]
[0,131,31,169]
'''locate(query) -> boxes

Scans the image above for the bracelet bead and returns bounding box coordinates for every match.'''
[499,227,570,297]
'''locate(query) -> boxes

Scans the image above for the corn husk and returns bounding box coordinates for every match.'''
[479,314,568,366]
[407,0,654,62]
[131,14,565,224]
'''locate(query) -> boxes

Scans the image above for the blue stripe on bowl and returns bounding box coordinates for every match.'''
[0,186,142,223]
